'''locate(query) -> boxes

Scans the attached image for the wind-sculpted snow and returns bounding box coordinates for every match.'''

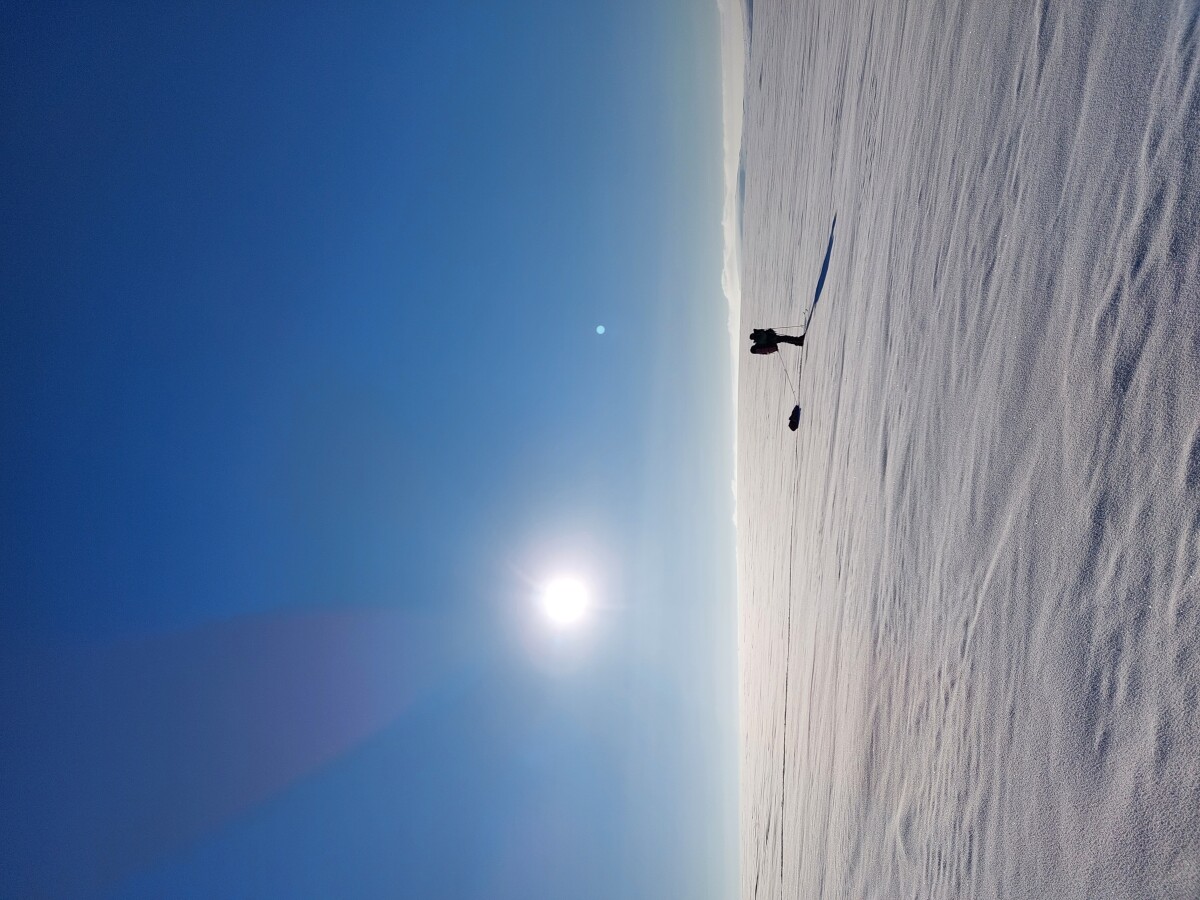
[736,1,1200,897]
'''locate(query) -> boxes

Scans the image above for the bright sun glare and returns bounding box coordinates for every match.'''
[541,577,589,627]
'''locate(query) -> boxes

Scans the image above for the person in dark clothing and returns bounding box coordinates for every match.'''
[749,328,805,354]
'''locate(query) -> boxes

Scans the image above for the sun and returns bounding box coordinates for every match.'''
[540,576,589,627]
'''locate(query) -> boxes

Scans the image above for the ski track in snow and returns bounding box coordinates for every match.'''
[735,1,1200,897]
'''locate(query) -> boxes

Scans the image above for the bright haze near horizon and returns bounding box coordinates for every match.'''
[0,3,737,898]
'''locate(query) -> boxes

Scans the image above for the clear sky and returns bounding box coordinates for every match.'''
[0,2,736,898]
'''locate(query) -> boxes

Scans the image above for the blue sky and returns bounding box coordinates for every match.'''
[0,2,735,896]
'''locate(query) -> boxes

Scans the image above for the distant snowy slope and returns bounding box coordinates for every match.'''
[738,1,1200,898]
[720,0,748,515]
[719,0,747,342]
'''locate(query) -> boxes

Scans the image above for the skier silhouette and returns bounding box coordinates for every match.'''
[749,328,805,355]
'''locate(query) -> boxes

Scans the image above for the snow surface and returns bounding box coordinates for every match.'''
[733,1,1200,897]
